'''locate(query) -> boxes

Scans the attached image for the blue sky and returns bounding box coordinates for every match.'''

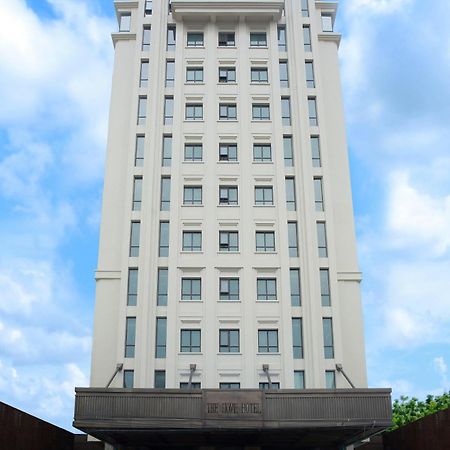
[0,0,449,431]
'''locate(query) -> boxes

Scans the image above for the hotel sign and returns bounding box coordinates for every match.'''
[204,391,263,419]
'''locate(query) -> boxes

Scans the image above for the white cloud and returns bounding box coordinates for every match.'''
[434,357,450,391]
[346,0,413,15]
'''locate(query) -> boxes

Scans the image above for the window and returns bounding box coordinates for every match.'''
[314,178,324,211]
[135,135,145,167]
[278,26,286,51]
[219,231,239,252]
[253,144,272,162]
[155,317,167,358]
[257,278,277,301]
[186,67,203,83]
[288,222,299,257]
[256,231,275,252]
[290,269,301,306]
[251,67,268,83]
[186,103,203,120]
[140,60,149,87]
[218,32,235,47]
[142,26,151,51]
[218,67,236,83]
[219,186,238,205]
[165,60,175,87]
[255,186,273,206]
[292,318,303,358]
[187,32,203,47]
[301,0,309,17]
[320,269,331,306]
[130,222,140,257]
[219,329,240,353]
[285,177,296,211]
[144,0,152,15]
[180,329,201,352]
[184,143,202,162]
[303,26,312,52]
[159,221,169,257]
[180,382,201,389]
[183,186,202,205]
[283,135,293,167]
[294,371,305,389]
[125,317,136,357]
[119,13,131,32]
[219,103,237,120]
[311,136,321,167]
[137,96,147,125]
[250,32,267,47]
[317,222,328,257]
[160,177,171,211]
[259,382,280,390]
[281,97,291,125]
[252,104,270,120]
[154,370,166,388]
[258,330,278,353]
[219,278,239,300]
[322,14,334,32]
[162,135,172,166]
[182,231,202,251]
[326,370,336,389]
[305,61,315,88]
[220,383,240,389]
[323,318,334,358]
[181,278,202,300]
[308,97,318,125]
[279,61,289,87]
[219,143,237,161]
[164,96,174,124]
[127,268,138,306]
[157,268,168,306]
[167,26,176,51]
[123,370,134,388]
[133,176,143,211]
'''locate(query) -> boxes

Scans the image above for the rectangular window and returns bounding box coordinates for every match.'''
[279,61,289,87]
[320,269,331,306]
[219,231,239,252]
[288,222,299,257]
[218,32,235,47]
[308,97,318,125]
[317,222,328,257]
[181,278,201,301]
[303,26,312,52]
[290,268,301,306]
[129,221,140,257]
[165,60,175,87]
[155,317,167,358]
[218,67,236,83]
[137,96,147,125]
[305,61,315,88]
[154,370,166,388]
[142,26,151,51]
[187,32,204,47]
[283,135,293,167]
[159,221,169,257]
[292,318,303,359]
[135,135,145,167]
[162,135,172,166]
[180,382,201,389]
[160,177,171,211]
[322,14,334,32]
[119,13,131,32]
[277,26,286,51]
[219,143,237,161]
[301,0,309,17]
[125,317,136,357]
[219,186,238,205]
[326,370,336,389]
[250,32,267,47]
[144,0,152,15]
[285,177,296,211]
[255,186,273,206]
[132,176,143,211]
[219,278,239,301]
[220,382,240,389]
[294,371,305,389]
[186,103,203,120]
[184,143,202,162]
[257,278,277,301]
[186,67,203,83]
[311,136,321,167]
[258,330,278,353]
[259,382,280,390]
[314,178,324,211]
[252,104,270,120]
[219,329,240,353]
[182,231,202,251]
[123,370,134,388]
[157,268,168,306]
[251,67,268,83]
[219,103,237,120]
[253,144,272,162]
[323,318,334,359]
[140,60,149,88]
[256,231,275,252]
[127,268,138,306]
[167,26,176,51]
[164,96,174,125]
[180,329,201,352]
[183,186,202,205]
[281,97,291,125]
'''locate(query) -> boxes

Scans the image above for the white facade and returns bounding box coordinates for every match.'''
[90,0,367,392]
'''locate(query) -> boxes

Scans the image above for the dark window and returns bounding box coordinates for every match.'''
[219,278,239,300]
[180,382,201,389]
[219,186,238,205]
[219,103,237,120]
[219,67,236,83]
[219,382,240,389]
[184,143,203,161]
[123,370,134,388]
[258,330,278,353]
[252,104,270,120]
[154,370,166,388]
[281,97,291,125]
[283,135,293,167]
[186,103,203,120]
[186,67,203,83]
[181,278,201,301]
[278,26,286,51]
[162,135,172,166]
[305,61,315,88]
[127,268,138,306]
[320,269,331,306]
[219,143,237,161]
[279,61,289,87]
[183,186,202,205]
[130,222,140,257]
[167,26,176,51]
[155,317,167,358]
[219,329,240,353]
[251,67,268,83]
[288,222,299,257]
[317,222,328,257]
[165,60,175,87]
[285,177,296,211]
[294,371,305,389]
[255,186,273,206]
[323,318,334,358]
[144,0,152,15]
[250,32,267,47]
[292,318,303,358]
[218,32,235,47]
[180,329,201,352]
[160,177,171,211]
[125,317,136,357]
[253,144,272,162]
[259,382,280,390]
[219,231,239,252]
[256,231,275,252]
[159,221,169,257]
[187,32,203,47]
[157,268,168,306]
[311,136,321,167]
[290,269,301,306]
[257,278,277,300]
[182,231,202,251]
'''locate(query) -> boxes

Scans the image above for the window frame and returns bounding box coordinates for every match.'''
[184,143,203,162]
[119,13,131,32]
[250,32,267,47]
[165,60,175,87]
[258,329,279,353]
[256,278,277,301]
[180,329,201,353]
[253,144,272,162]
[256,231,275,252]
[251,67,268,83]
[183,185,203,206]
[219,230,239,252]
[219,278,240,301]
[186,31,204,47]
[158,221,169,257]
[185,103,204,121]
[218,32,235,47]
[218,67,236,83]
[219,103,237,120]
[182,231,202,252]
[127,268,138,306]
[181,277,201,301]
[160,176,171,211]
[155,317,167,358]
[130,221,140,257]
[219,185,238,205]
[186,66,204,83]
[219,329,240,353]
[279,60,289,88]
[252,104,270,121]
[254,186,274,206]
[219,143,238,161]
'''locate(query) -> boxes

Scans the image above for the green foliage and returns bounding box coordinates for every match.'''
[390,391,450,430]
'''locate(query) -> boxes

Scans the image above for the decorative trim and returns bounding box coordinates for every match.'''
[111,33,137,46]
[318,33,341,46]
[95,270,121,280]
[337,271,363,282]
